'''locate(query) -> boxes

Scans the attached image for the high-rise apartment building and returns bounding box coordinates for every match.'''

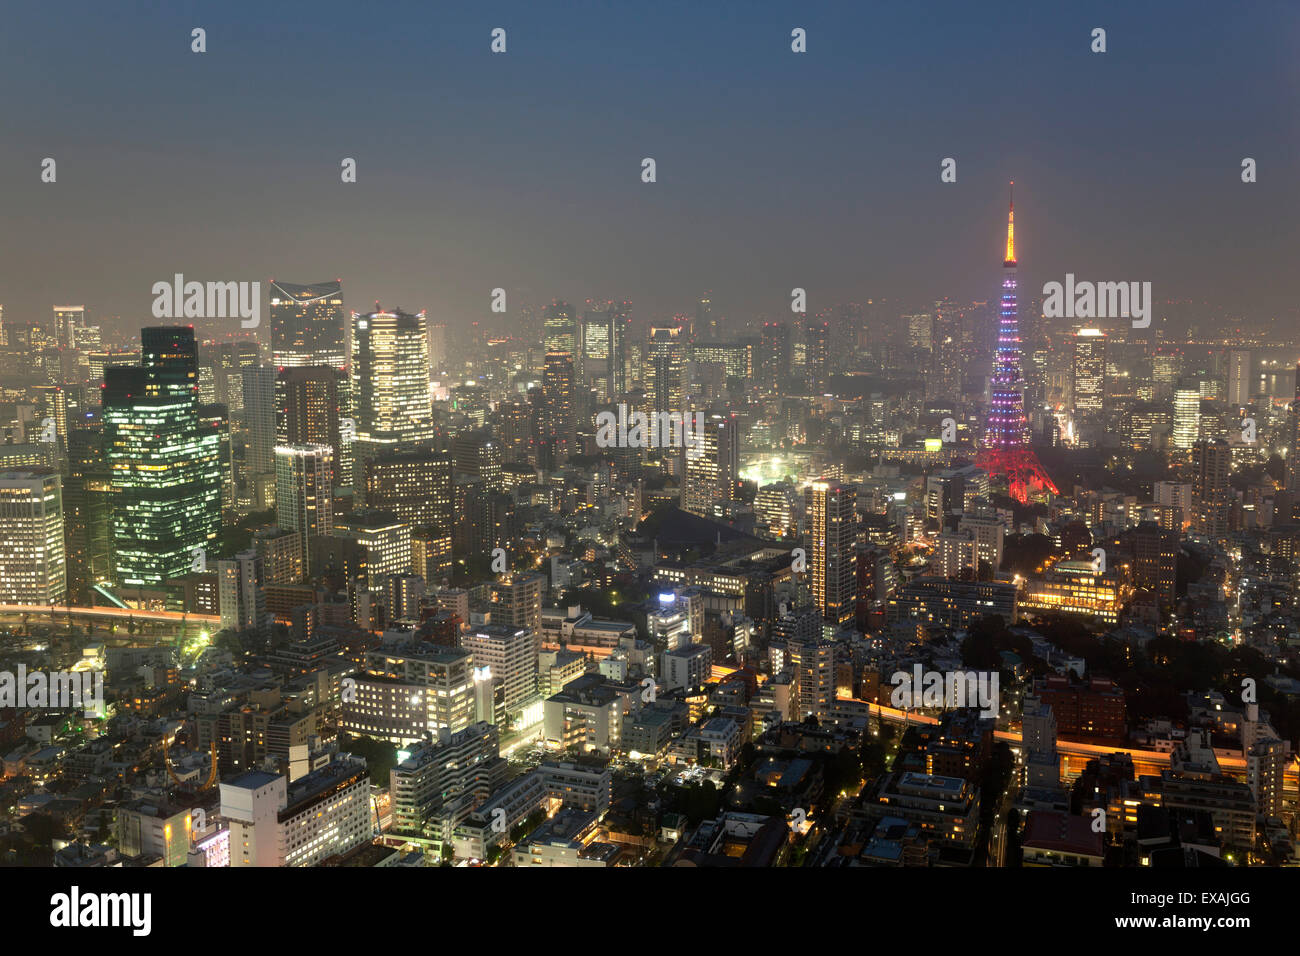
[805,480,858,629]
[760,321,790,391]
[538,351,575,471]
[1191,438,1233,539]
[489,572,545,637]
[787,633,836,720]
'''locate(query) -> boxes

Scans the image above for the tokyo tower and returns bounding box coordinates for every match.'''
[976,183,1058,503]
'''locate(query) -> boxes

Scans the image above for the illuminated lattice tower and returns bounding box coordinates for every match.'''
[976,184,1058,503]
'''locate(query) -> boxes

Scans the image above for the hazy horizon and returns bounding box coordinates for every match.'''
[3,0,1298,338]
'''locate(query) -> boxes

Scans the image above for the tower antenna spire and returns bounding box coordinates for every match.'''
[1005,181,1016,265]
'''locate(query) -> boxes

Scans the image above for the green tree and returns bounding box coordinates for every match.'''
[338,733,398,786]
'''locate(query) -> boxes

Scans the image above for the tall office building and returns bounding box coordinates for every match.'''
[581,301,629,401]
[62,428,114,604]
[805,480,858,629]
[928,298,963,401]
[276,365,343,484]
[350,307,434,476]
[495,400,532,464]
[760,321,790,390]
[333,510,412,589]
[32,385,68,452]
[427,322,448,372]
[646,326,686,416]
[690,342,752,385]
[0,469,66,604]
[1151,348,1184,400]
[270,280,346,370]
[452,431,504,492]
[1227,350,1251,409]
[202,403,235,513]
[1071,328,1107,447]
[804,319,829,393]
[1132,521,1178,610]
[275,444,333,574]
[682,411,738,518]
[695,292,716,341]
[53,306,86,349]
[207,340,261,409]
[343,646,477,741]
[241,365,278,479]
[103,327,222,589]
[463,624,539,716]
[906,313,933,351]
[1173,384,1201,451]
[755,482,798,538]
[542,300,577,356]
[364,447,453,531]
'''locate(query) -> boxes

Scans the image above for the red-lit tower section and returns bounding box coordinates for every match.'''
[976,184,1058,503]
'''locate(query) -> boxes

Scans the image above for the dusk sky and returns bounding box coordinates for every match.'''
[3,0,1299,336]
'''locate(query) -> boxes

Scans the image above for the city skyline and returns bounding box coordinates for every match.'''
[4,2,1300,902]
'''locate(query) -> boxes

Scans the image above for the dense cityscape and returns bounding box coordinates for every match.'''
[0,14,1296,927]
[3,189,1298,875]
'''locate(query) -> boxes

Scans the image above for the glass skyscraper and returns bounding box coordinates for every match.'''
[103,326,222,590]
[350,307,434,483]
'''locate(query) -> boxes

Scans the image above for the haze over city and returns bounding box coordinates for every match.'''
[2,5,1299,930]
[3,0,1299,336]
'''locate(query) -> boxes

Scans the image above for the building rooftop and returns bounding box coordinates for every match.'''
[225,770,281,792]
